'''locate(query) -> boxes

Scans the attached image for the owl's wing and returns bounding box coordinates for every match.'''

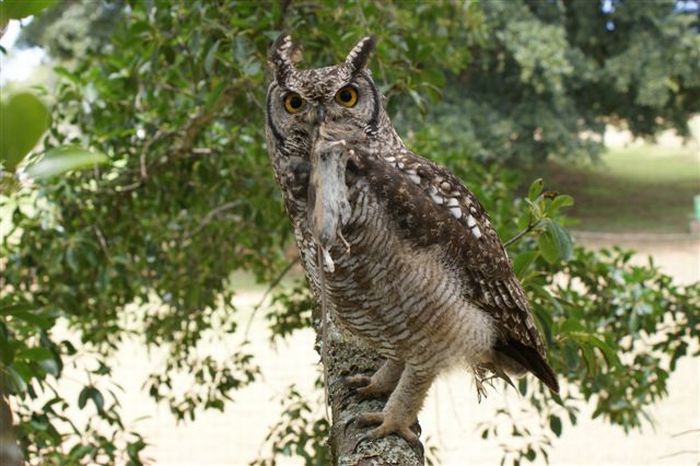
[355,147,558,392]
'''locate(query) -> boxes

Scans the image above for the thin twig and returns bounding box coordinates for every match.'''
[184,201,241,239]
[671,428,700,438]
[139,149,148,180]
[114,180,143,192]
[113,129,172,193]
[242,258,300,341]
[190,147,213,156]
[504,218,542,249]
[175,85,236,157]
[657,450,699,460]
[92,225,110,260]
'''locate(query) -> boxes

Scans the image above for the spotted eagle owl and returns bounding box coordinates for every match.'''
[265,34,558,448]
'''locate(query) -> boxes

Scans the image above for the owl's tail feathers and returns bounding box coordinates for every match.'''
[494,339,560,394]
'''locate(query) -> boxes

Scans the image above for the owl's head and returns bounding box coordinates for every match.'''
[265,34,384,161]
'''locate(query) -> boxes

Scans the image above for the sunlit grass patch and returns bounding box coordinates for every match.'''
[537,143,700,234]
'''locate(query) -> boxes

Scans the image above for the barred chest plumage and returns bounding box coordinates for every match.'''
[287,151,498,371]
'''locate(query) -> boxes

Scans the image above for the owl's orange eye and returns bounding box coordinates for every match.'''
[283,92,305,113]
[335,86,358,107]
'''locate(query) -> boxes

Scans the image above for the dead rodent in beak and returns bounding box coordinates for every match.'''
[307,121,366,272]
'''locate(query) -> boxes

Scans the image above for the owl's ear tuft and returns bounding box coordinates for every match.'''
[268,33,300,85]
[345,36,376,74]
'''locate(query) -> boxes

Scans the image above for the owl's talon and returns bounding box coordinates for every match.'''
[342,415,357,435]
[351,432,373,453]
[344,375,394,401]
[340,375,371,406]
[343,374,372,389]
[343,411,382,434]
[355,384,391,401]
[356,411,384,428]
[350,415,423,455]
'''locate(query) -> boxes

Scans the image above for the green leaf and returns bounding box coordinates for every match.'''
[549,415,562,437]
[8,311,54,330]
[517,378,528,396]
[569,411,577,426]
[524,198,543,220]
[78,387,90,409]
[408,89,427,113]
[0,92,50,170]
[0,0,56,22]
[560,317,585,334]
[61,340,77,355]
[205,80,227,110]
[25,146,109,179]
[39,358,60,376]
[127,438,146,462]
[0,303,33,316]
[573,332,622,369]
[53,66,80,83]
[10,361,33,384]
[528,178,544,201]
[17,347,53,362]
[538,232,558,264]
[90,387,105,412]
[204,40,220,75]
[580,343,597,375]
[550,194,574,210]
[77,386,105,412]
[525,448,536,461]
[513,250,538,279]
[6,366,27,393]
[69,444,96,459]
[538,219,573,264]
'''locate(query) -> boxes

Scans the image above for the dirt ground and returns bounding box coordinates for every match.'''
[86,236,699,466]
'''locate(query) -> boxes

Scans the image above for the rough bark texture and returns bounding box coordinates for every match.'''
[0,393,22,466]
[320,319,424,466]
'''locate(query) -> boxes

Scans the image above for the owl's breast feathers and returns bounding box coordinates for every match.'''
[348,147,558,392]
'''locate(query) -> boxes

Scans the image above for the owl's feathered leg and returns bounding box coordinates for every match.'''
[351,365,432,452]
[345,359,404,401]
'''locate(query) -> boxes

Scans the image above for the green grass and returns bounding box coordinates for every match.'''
[534,143,700,233]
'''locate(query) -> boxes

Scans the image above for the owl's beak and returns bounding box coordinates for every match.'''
[315,104,326,126]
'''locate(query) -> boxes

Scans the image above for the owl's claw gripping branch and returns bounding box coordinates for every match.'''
[344,359,404,401]
[350,412,423,455]
[342,374,372,389]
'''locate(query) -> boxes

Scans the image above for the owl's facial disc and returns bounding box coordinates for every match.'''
[266,35,381,160]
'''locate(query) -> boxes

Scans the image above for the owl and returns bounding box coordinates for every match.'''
[265,34,558,450]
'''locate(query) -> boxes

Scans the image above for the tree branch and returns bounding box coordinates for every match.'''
[504,218,542,249]
[174,86,236,157]
[114,82,238,194]
[321,319,423,465]
[242,258,300,341]
[0,391,22,466]
[183,201,241,239]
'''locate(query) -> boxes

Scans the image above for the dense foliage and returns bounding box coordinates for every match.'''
[1,1,699,465]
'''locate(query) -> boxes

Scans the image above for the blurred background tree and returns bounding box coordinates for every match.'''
[1,1,698,465]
